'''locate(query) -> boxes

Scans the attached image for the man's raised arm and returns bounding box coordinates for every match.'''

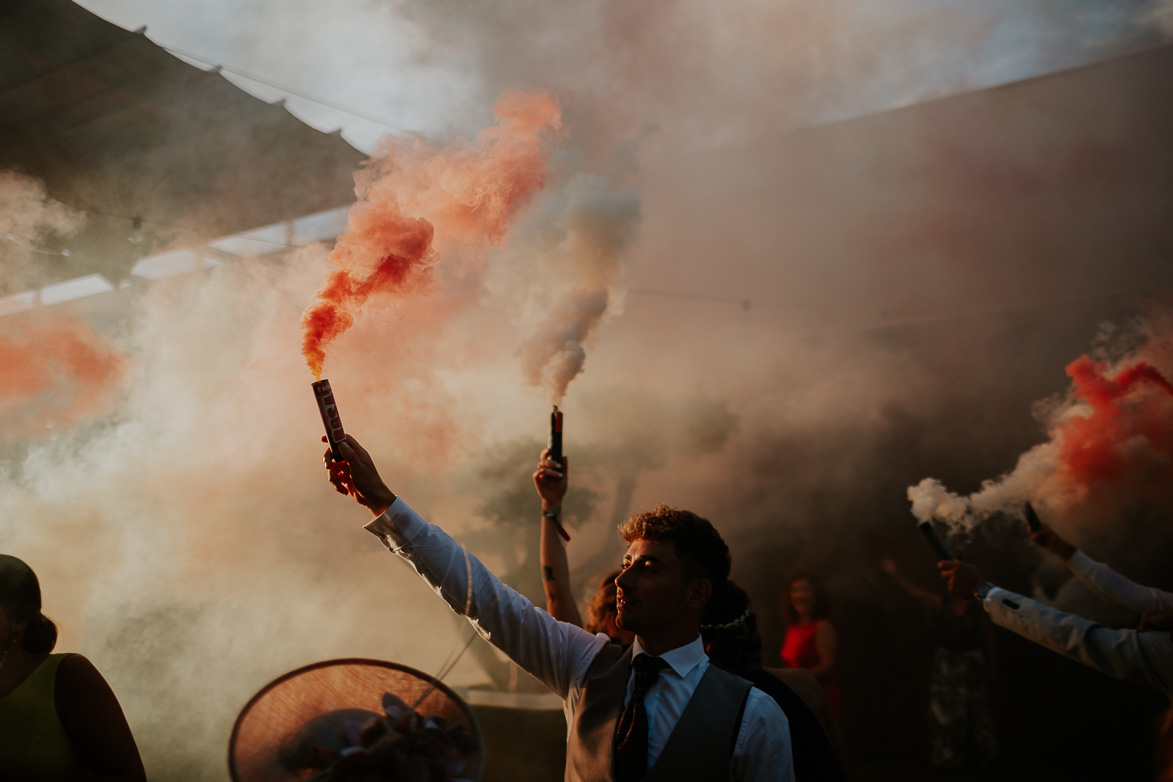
[324,435,605,699]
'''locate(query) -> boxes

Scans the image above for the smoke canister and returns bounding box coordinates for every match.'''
[917,520,953,561]
[313,379,346,460]
[545,406,571,543]
[1023,502,1042,533]
[549,406,563,464]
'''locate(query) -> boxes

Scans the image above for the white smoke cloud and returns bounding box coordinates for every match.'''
[0,247,507,780]
[906,440,1062,531]
[0,172,84,287]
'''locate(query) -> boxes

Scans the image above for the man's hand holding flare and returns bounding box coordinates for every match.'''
[323,434,397,517]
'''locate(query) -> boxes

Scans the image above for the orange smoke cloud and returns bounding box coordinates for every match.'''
[301,90,563,378]
[0,311,126,434]
[1058,356,1173,485]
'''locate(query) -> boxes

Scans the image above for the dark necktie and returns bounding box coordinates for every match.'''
[613,654,670,782]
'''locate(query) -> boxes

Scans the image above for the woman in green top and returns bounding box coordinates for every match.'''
[0,554,145,781]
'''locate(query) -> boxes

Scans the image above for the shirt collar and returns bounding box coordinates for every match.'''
[630,635,707,678]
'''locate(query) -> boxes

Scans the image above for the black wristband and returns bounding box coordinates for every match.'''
[542,507,562,518]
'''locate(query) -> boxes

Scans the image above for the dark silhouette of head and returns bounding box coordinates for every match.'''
[0,554,58,653]
[701,580,762,673]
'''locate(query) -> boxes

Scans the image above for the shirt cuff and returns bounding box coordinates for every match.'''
[984,586,1021,611]
[1066,550,1093,576]
[362,497,423,547]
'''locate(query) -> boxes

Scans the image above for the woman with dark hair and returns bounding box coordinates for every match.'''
[582,568,634,644]
[780,571,842,721]
[0,554,145,781]
[703,581,849,782]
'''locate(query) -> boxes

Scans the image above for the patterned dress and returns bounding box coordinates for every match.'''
[927,602,998,770]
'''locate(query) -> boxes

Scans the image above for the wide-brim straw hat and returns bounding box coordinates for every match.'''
[228,658,483,782]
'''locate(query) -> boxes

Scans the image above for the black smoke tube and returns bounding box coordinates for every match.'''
[313,379,346,461]
[1023,502,1042,533]
[917,520,953,561]
[547,406,571,542]
[549,406,563,463]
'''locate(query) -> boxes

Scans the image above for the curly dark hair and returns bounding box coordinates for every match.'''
[618,505,731,588]
[781,570,830,626]
[0,554,57,653]
[700,580,762,674]
[583,569,621,636]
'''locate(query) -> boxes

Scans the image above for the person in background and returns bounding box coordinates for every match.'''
[0,554,146,782]
[704,581,849,782]
[780,572,842,721]
[582,569,635,644]
[534,448,633,645]
[880,557,998,772]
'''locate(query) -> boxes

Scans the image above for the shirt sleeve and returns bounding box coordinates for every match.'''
[983,586,1173,697]
[730,687,795,782]
[363,498,606,699]
[1066,551,1173,614]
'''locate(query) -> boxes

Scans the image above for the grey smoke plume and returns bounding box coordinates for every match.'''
[503,173,641,403]
[521,290,608,402]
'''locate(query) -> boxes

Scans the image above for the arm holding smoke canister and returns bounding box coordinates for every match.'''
[939,560,1173,698]
[880,557,944,612]
[1030,521,1173,616]
[325,435,606,700]
[533,448,584,627]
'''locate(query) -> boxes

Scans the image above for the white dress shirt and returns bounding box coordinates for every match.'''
[364,498,794,781]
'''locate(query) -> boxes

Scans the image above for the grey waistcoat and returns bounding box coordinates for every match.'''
[564,644,753,782]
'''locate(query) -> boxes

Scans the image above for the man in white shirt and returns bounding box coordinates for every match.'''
[938,519,1173,700]
[324,434,794,781]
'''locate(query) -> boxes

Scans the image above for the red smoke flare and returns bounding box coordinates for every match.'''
[1057,355,1173,485]
[0,312,126,434]
[302,90,562,378]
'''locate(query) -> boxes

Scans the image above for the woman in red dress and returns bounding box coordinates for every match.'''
[780,572,842,721]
